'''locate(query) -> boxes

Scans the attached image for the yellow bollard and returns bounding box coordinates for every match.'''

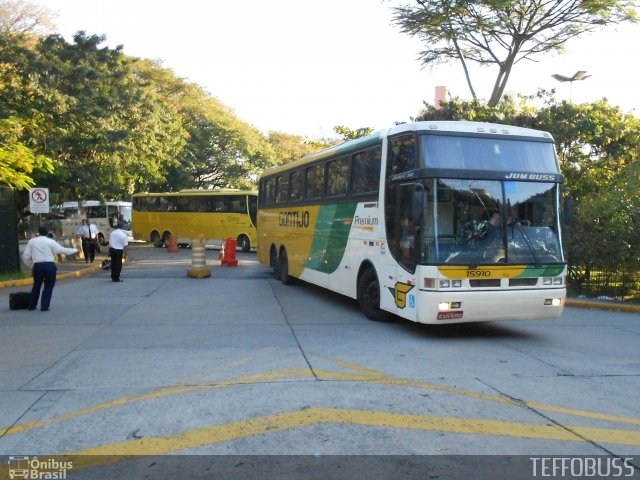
[186,238,212,278]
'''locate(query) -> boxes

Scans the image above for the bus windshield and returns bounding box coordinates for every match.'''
[420,179,563,265]
[421,134,558,173]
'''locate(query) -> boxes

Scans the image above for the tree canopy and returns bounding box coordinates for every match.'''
[0,23,281,206]
[392,0,637,106]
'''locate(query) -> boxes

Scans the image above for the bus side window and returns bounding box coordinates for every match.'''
[351,148,381,194]
[276,174,289,204]
[387,135,416,176]
[305,164,324,199]
[265,178,276,205]
[289,170,304,201]
[230,197,246,213]
[326,157,349,197]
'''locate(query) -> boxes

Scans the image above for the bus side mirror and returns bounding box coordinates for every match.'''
[412,190,425,226]
[563,196,574,226]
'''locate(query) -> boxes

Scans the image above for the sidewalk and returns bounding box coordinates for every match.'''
[1,251,108,289]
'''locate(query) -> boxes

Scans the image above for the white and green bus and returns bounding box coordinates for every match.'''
[51,200,132,246]
[258,121,567,324]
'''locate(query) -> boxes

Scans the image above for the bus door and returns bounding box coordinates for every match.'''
[381,182,421,317]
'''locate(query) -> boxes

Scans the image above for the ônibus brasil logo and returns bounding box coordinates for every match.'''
[8,456,73,479]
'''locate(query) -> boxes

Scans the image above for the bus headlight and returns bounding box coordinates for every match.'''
[543,277,564,286]
[544,298,563,306]
[438,279,462,289]
[439,301,462,310]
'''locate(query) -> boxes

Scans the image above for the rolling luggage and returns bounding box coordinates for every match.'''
[9,292,31,310]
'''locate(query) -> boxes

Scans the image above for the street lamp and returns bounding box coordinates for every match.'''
[552,71,591,102]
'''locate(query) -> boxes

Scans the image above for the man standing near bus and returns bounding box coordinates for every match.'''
[109,222,128,282]
[22,227,78,311]
[78,218,99,263]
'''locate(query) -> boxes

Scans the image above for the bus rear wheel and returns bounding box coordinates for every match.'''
[358,269,391,322]
[279,249,293,285]
[237,234,250,253]
[270,247,279,279]
[150,231,162,248]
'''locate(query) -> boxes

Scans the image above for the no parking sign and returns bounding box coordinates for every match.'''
[29,187,50,214]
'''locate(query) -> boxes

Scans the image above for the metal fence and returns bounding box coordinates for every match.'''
[565,227,640,302]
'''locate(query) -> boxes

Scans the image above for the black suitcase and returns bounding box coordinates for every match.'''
[10,292,31,310]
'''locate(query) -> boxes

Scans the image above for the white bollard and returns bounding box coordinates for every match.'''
[187,239,212,278]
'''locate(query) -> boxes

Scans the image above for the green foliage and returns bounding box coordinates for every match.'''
[392,0,637,106]
[0,27,278,203]
[0,117,53,189]
[333,125,374,141]
[267,131,330,166]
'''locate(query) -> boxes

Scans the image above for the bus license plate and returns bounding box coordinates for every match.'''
[437,311,464,320]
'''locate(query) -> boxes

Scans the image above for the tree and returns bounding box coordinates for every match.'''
[333,125,374,141]
[0,30,54,190]
[392,0,637,106]
[0,117,53,189]
[0,0,55,35]
[267,131,327,166]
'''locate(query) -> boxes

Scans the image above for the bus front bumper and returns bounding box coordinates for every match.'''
[415,288,566,324]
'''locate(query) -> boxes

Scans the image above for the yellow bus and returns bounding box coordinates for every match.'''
[132,190,257,251]
[258,121,567,324]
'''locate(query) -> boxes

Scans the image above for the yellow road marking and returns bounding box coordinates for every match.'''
[319,358,640,427]
[178,347,276,385]
[3,358,639,444]
[3,368,312,436]
[36,408,640,472]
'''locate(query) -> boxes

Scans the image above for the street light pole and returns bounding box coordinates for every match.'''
[551,71,591,102]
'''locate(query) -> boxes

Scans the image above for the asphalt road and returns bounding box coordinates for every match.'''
[1,244,638,479]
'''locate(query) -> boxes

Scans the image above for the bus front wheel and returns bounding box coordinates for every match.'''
[237,234,250,253]
[358,269,391,322]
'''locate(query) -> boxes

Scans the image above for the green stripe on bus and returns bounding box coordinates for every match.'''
[305,203,358,274]
[518,265,564,277]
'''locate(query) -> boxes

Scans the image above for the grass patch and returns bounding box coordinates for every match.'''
[0,270,31,282]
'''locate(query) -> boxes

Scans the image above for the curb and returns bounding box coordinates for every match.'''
[0,265,100,289]
[565,299,640,313]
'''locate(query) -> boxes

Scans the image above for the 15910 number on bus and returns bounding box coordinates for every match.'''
[466,269,491,278]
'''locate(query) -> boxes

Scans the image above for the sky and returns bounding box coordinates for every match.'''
[44,0,640,138]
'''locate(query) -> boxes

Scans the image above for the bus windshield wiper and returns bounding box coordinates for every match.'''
[512,221,540,266]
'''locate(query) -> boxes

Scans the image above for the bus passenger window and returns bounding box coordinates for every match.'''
[387,135,416,176]
[351,148,381,194]
[327,157,349,197]
[305,164,324,199]
[289,170,304,201]
[276,174,289,203]
[265,178,276,205]
[230,197,246,213]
